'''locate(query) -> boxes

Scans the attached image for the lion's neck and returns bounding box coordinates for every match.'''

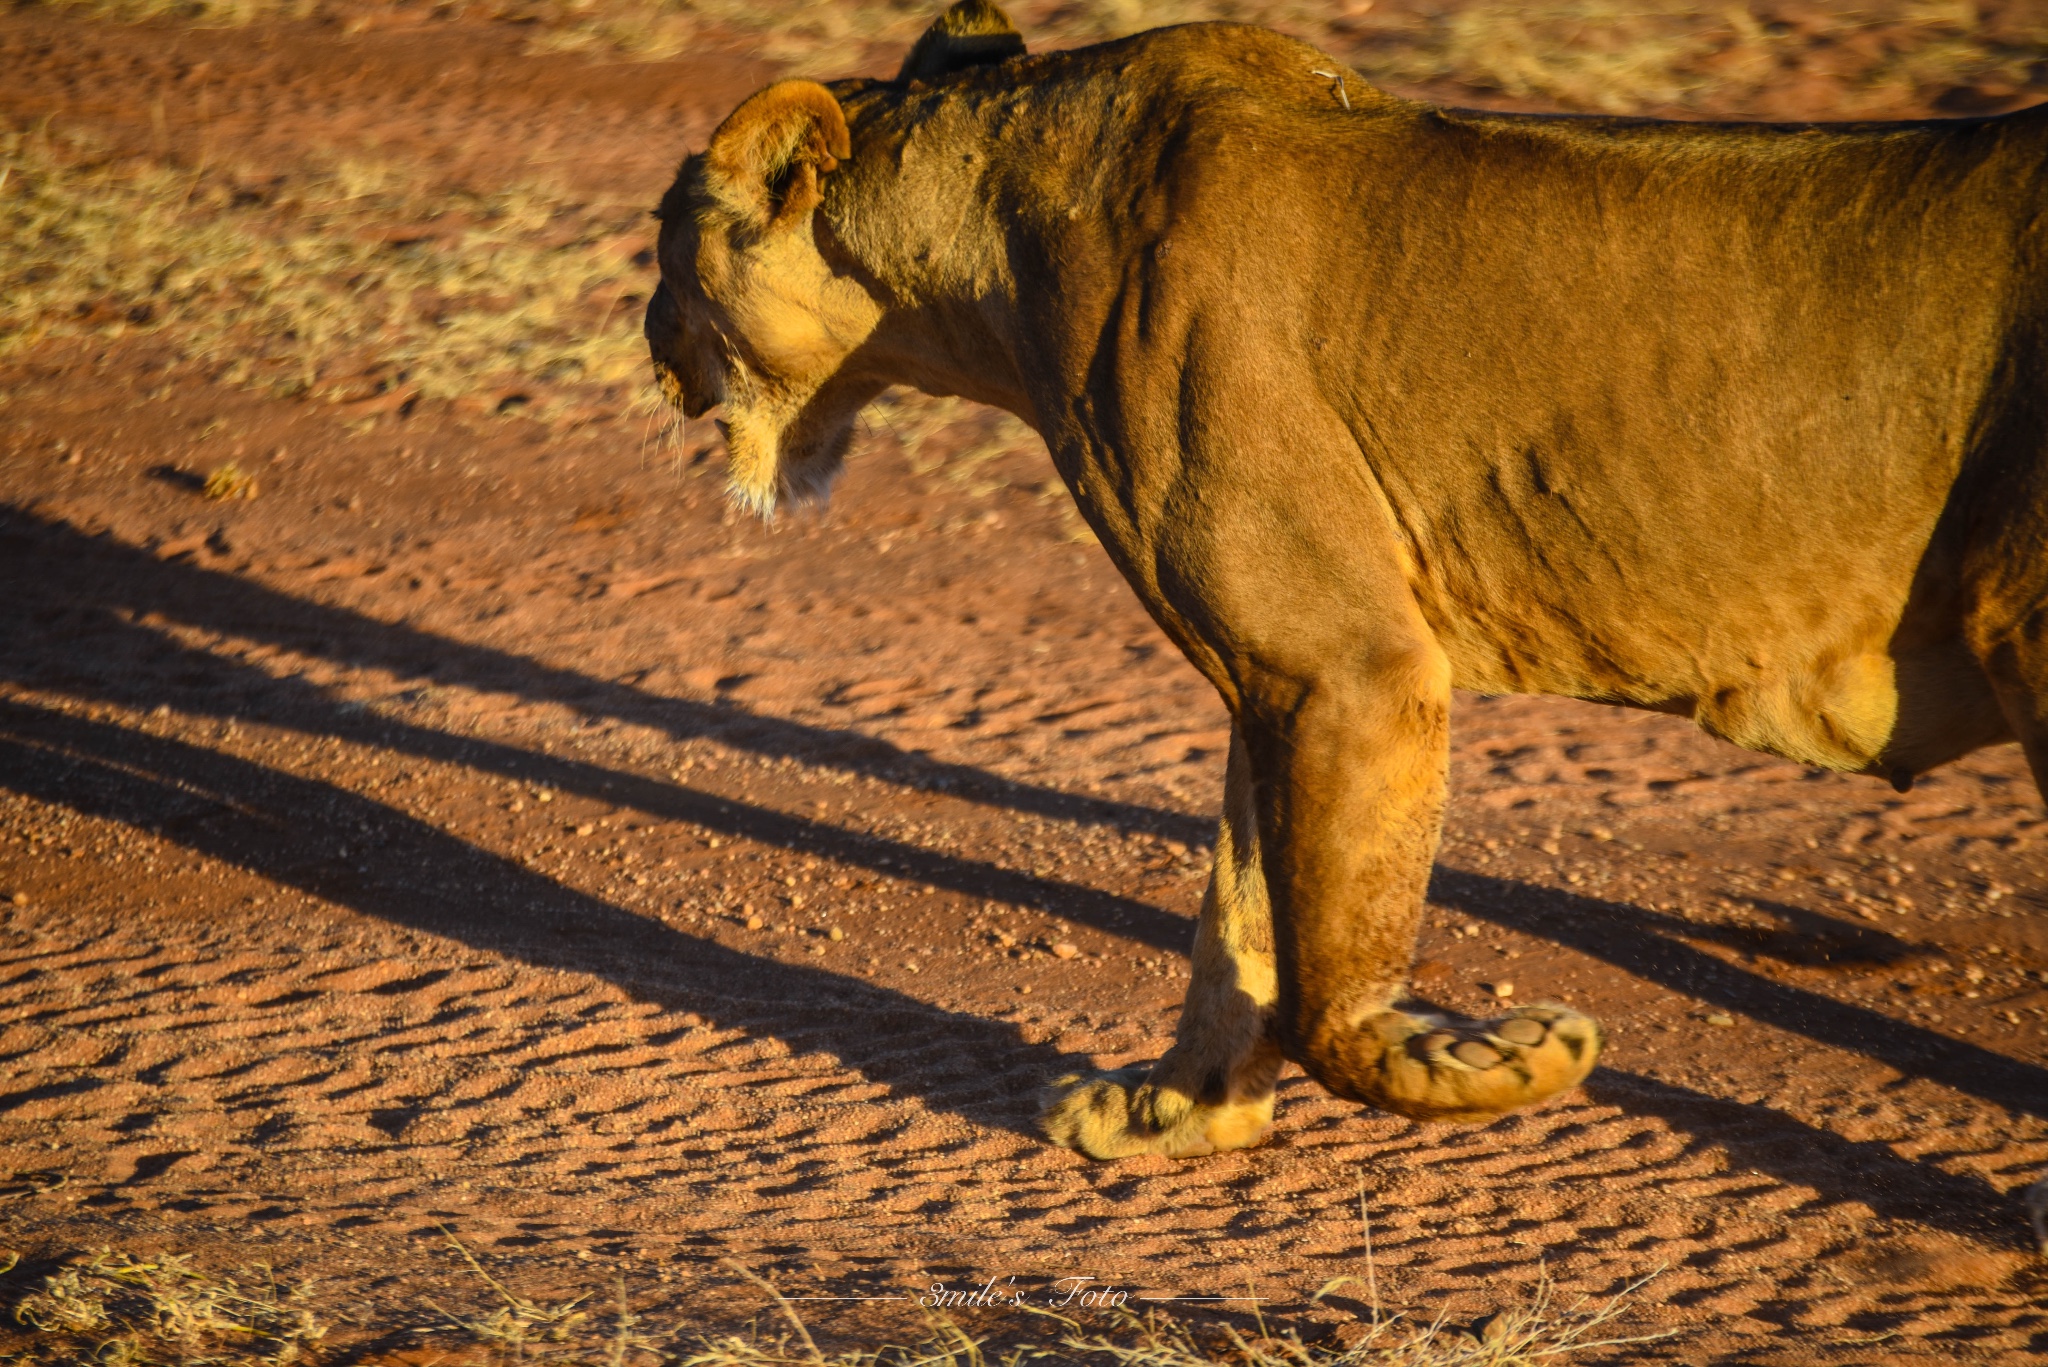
[824,88,1057,428]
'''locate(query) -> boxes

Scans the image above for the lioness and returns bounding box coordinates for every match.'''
[646,1,2048,1223]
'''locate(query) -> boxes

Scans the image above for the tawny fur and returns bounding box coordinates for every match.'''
[647,1,2048,1225]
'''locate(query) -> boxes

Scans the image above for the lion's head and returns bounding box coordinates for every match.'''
[645,1,1029,516]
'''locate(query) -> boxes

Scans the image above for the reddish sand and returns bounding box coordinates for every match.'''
[0,9,2043,1364]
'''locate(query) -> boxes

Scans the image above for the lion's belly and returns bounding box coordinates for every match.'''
[1439,629,1904,772]
[1404,494,2010,776]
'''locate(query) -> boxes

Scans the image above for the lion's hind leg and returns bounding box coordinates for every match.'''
[1040,731,1284,1159]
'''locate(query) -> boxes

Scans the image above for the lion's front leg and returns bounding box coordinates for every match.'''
[1037,383,1598,1154]
[1249,635,1603,1124]
[1041,730,1285,1158]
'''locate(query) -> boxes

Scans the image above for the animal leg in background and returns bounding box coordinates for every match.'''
[1042,729,1285,1157]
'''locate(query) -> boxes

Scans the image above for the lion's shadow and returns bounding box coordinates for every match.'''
[0,699,1071,1142]
[1429,867,2048,1126]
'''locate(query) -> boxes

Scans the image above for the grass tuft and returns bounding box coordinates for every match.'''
[1027,1269,1675,1367]
[9,1248,323,1366]
[419,1224,594,1355]
[32,0,314,23]
[202,463,258,499]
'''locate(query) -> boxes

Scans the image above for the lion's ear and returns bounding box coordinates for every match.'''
[898,0,1026,83]
[704,80,852,232]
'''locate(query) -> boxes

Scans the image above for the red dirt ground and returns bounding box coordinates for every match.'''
[1,8,2044,1364]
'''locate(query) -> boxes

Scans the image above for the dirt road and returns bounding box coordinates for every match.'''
[1,8,2044,1363]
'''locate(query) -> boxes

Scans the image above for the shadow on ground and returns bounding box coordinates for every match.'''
[2,504,2041,1242]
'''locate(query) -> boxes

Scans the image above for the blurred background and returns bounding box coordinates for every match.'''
[6,0,2044,437]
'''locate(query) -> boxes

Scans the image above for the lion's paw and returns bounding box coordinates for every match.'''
[1311,1002,1603,1123]
[1039,1066,1273,1161]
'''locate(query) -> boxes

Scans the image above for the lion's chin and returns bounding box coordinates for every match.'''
[723,412,850,520]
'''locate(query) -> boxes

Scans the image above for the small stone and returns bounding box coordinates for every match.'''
[1452,1039,1503,1069]
[1490,980,1515,999]
[828,926,845,941]
[574,823,595,836]
[744,915,763,930]
[537,791,554,803]
[1706,1013,1736,1027]
[1051,941,1079,960]
[1016,984,1031,994]
[8,893,25,907]
[904,961,920,973]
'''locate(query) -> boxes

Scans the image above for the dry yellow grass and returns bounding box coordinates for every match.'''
[9,1248,324,1366]
[0,125,1057,463]
[1354,0,2048,116]
[22,1,2048,114]
[5,3,2040,443]
[0,128,650,413]
[515,0,2046,116]
[202,462,259,499]
[433,1,2038,115]
[3,1236,1674,1366]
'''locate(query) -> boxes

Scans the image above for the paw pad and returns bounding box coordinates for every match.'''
[1321,1002,1604,1123]
[1496,1017,1547,1046]
[1451,1039,1502,1069]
